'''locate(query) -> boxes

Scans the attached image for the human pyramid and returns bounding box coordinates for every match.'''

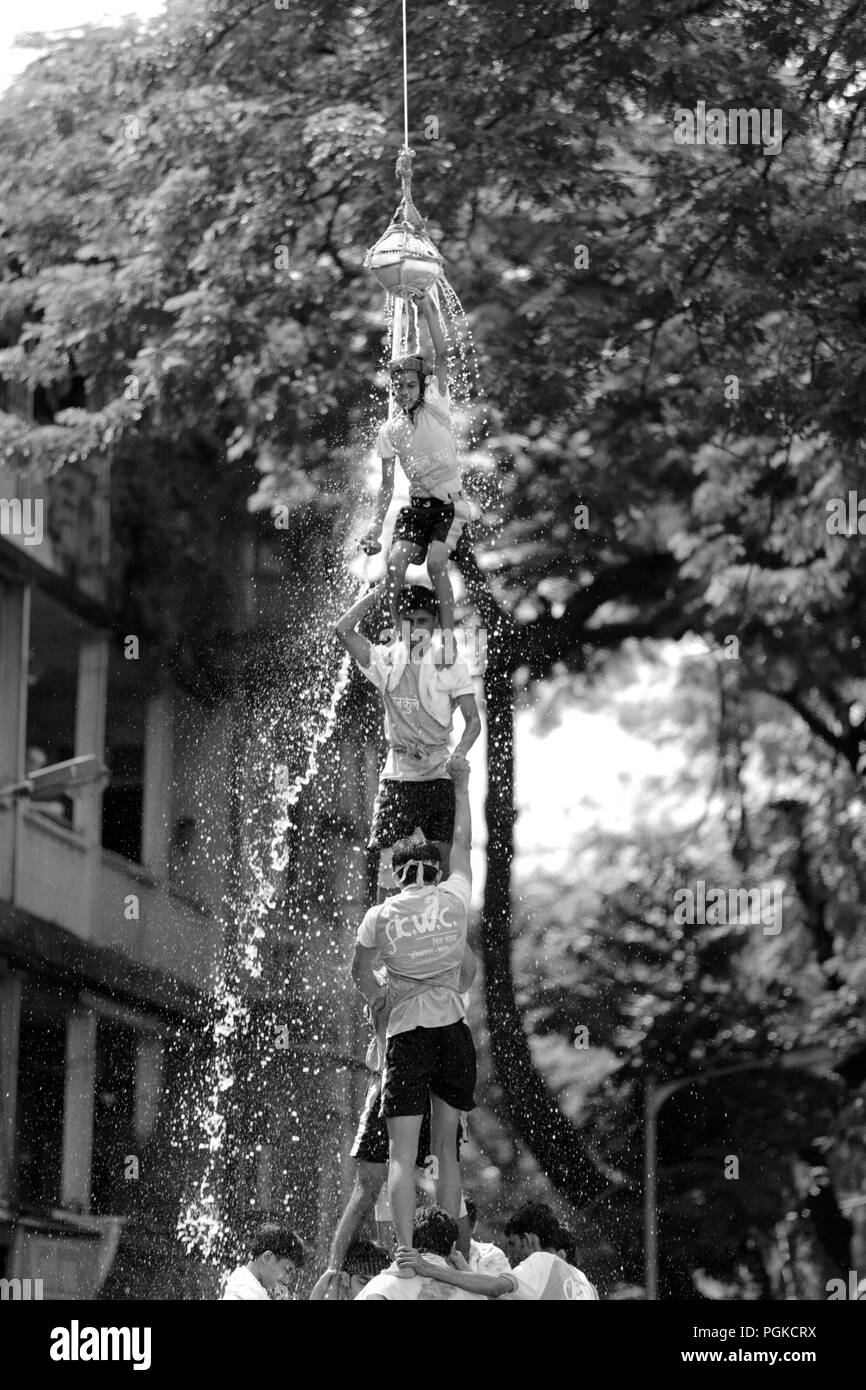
[318,258,597,1302]
[223,163,599,1303]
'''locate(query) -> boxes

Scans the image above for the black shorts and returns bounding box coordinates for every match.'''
[368,777,455,852]
[381,1021,476,1118]
[392,497,465,555]
[351,1073,464,1166]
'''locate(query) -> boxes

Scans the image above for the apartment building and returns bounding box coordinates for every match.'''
[0,387,376,1297]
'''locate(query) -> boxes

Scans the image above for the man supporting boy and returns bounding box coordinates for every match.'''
[360,288,469,651]
[334,580,480,896]
[396,1201,599,1300]
[308,1239,391,1300]
[350,757,477,1251]
[354,1207,483,1302]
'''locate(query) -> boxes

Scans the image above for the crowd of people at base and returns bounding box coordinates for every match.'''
[222,1200,598,1301]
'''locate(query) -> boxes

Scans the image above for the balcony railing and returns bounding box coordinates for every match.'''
[4,809,221,992]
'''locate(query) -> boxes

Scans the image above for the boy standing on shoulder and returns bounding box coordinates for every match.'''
[350,757,477,1253]
[360,288,469,660]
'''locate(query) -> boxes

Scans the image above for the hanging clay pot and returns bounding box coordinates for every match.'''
[364,217,444,299]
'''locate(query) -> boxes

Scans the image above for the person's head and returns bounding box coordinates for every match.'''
[393,584,440,651]
[392,838,441,889]
[248,1222,304,1291]
[344,1240,391,1297]
[503,1202,563,1264]
[413,1205,459,1259]
[389,353,432,414]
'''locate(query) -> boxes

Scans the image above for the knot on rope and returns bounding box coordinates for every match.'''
[394,145,426,232]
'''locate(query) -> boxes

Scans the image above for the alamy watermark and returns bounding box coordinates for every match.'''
[826,1269,866,1300]
[673,103,783,156]
[0,1277,43,1300]
[377,620,488,670]
[0,497,43,546]
[826,492,866,536]
[673,880,783,935]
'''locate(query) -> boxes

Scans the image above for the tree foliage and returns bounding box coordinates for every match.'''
[3,0,866,1293]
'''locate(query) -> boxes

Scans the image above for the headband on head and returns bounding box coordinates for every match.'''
[395,858,428,887]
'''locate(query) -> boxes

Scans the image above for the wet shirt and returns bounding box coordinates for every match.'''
[221,1266,270,1301]
[356,872,471,1036]
[361,647,474,782]
[502,1252,599,1301]
[354,1254,484,1300]
[376,379,462,502]
[469,1240,513,1279]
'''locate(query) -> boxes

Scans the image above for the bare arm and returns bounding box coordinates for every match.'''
[309,1271,349,1301]
[351,942,387,1013]
[396,1249,514,1299]
[334,582,385,668]
[361,455,395,548]
[452,692,481,760]
[447,759,472,882]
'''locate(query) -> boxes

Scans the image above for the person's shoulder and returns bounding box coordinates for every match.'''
[518,1250,552,1271]
[436,659,473,695]
[376,419,396,454]
[354,1274,388,1300]
[441,871,471,906]
[472,1242,512,1275]
[357,903,383,945]
[222,1267,266,1300]
[566,1263,599,1299]
[357,1272,411,1300]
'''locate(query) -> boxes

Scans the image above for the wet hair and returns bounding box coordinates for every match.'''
[413,1205,459,1258]
[249,1222,304,1267]
[464,1197,478,1228]
[392,838,441,887]
[396,585,439,622]
[504,1202,562,1252]
[344,1240,391,1278]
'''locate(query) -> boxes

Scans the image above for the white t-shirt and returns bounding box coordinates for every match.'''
[221,1265,270,1301]
[468,1239,512,1279]
[361,644,474,782]
[376,379,462,501]
[354,1253,485,1301]
[356,872,471,1035]
[502,1252,598,1301]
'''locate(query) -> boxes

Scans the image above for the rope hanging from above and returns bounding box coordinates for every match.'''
[364,1,443,300]
[364,147,443,300]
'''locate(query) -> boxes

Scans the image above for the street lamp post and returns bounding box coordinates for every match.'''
[643,1047,834,1300]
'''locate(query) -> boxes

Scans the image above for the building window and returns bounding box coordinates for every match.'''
[25,590,87,823]
[16,987,68,1211]
[102,645,145,862]
[90,1018,138,1216]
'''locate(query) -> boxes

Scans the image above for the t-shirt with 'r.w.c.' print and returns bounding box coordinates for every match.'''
[356,872,471,1036]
